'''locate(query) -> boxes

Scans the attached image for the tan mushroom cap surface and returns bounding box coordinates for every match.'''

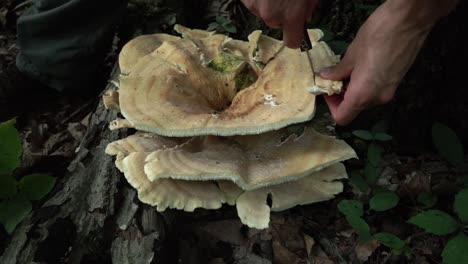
[117,26,343,137]
[119,33,181,75]
[121,152,226,212]
[119,45,316,136]
[174,24,215,40]
[105,131,352,225]
[217,180,244,206]
[144,128,356,190]
[236,163,347,229]
[106,133,229,212]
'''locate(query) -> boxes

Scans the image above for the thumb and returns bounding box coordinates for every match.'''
[319,53,354,81]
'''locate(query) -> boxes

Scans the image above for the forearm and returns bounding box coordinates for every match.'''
[384,0,459,30]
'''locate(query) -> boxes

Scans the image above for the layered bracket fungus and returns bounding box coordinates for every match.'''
[105,25,356,229]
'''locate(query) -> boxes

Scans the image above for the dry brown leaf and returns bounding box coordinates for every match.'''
[355,239,381,262]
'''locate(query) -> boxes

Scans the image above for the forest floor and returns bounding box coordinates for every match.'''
[1,0,468,263]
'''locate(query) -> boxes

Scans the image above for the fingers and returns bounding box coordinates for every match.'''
[326,91,366,126]
[306,0,318,22]
[255,1,283,29]
[283,21,304,49]
[283,0,317,48]
[241,0,318,49]
[320,50,355,81]
[240,0,258,15]
[325,71,369,126]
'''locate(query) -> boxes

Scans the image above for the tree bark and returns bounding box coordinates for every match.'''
[0,66,167,264]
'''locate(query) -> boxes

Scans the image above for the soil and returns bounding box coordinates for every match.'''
[1,0,467,263]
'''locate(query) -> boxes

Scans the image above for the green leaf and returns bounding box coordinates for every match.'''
[442,233,468,264]
[364,162,379,184]
[223,24,237,33]
[370,191,399,211]
[18,173,55,201]
[14,0,34,11]
[338,200,363,217]
[454,189,468,223]
[345,215,371,238]
[463,175,468,187]
[0,119,22,175]
[358,232,373,243]
[374,232,406,250]
[215,16,227,24]
[432,122,464,165]
[318,28,335,42]
[392,245,412,256]
[0,196,32,234]
[417,192,437,208]
[368,143,383,166]
[407,210,459,235]
[350,173,369,193]
[0,176,17,199]
[207,22,219,31]
[403,246,412,257]
[352,130,373,141]
[374,132,393,141]
[328,40,349,55]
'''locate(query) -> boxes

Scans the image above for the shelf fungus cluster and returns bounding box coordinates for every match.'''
[104,25,357,229]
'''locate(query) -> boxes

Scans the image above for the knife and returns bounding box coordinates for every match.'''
[300,24,317,75]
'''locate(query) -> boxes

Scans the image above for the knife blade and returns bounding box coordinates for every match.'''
[300,24,317,75]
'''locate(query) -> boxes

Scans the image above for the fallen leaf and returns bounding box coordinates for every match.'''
[303,234,315,257]
[198,219,246,245]
[355,239,380,262]
[405,171,431,193]
[270,217,308,264]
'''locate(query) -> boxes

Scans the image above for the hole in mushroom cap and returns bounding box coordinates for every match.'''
[204,52,258,112]
[266,193,273,208]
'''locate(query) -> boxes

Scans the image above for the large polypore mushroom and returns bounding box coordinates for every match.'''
[106,133,227,211]
[105,128,356,227]
[117,25,342,136]
[143,127,355,190]
[105,25,356,229]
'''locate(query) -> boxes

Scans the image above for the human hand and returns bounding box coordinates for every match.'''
[320,0,448,125]
[240,0,318,48]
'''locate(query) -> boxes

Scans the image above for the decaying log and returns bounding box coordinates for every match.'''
[0,66,167,264]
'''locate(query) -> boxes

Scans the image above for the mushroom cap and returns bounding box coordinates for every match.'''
[105,132,188,172]
[143,128,356,190]
[102,89,120,111]
[121,152,226,212]
[236,163,347,229]
[106,133,227,211]
[117,26,343,137]
[173,24,215,40]
[105,132,351,222]
[119,33,181,75]
[217,180,244,206]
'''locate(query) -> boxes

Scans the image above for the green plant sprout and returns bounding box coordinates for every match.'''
[337,197,409,257]
[408,188,468,264]
[349,122,392,193]
[0,119,55,234]
[338,121,467,263]
[207,16,237,34]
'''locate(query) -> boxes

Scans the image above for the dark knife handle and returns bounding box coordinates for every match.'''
[301,23,313,52]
